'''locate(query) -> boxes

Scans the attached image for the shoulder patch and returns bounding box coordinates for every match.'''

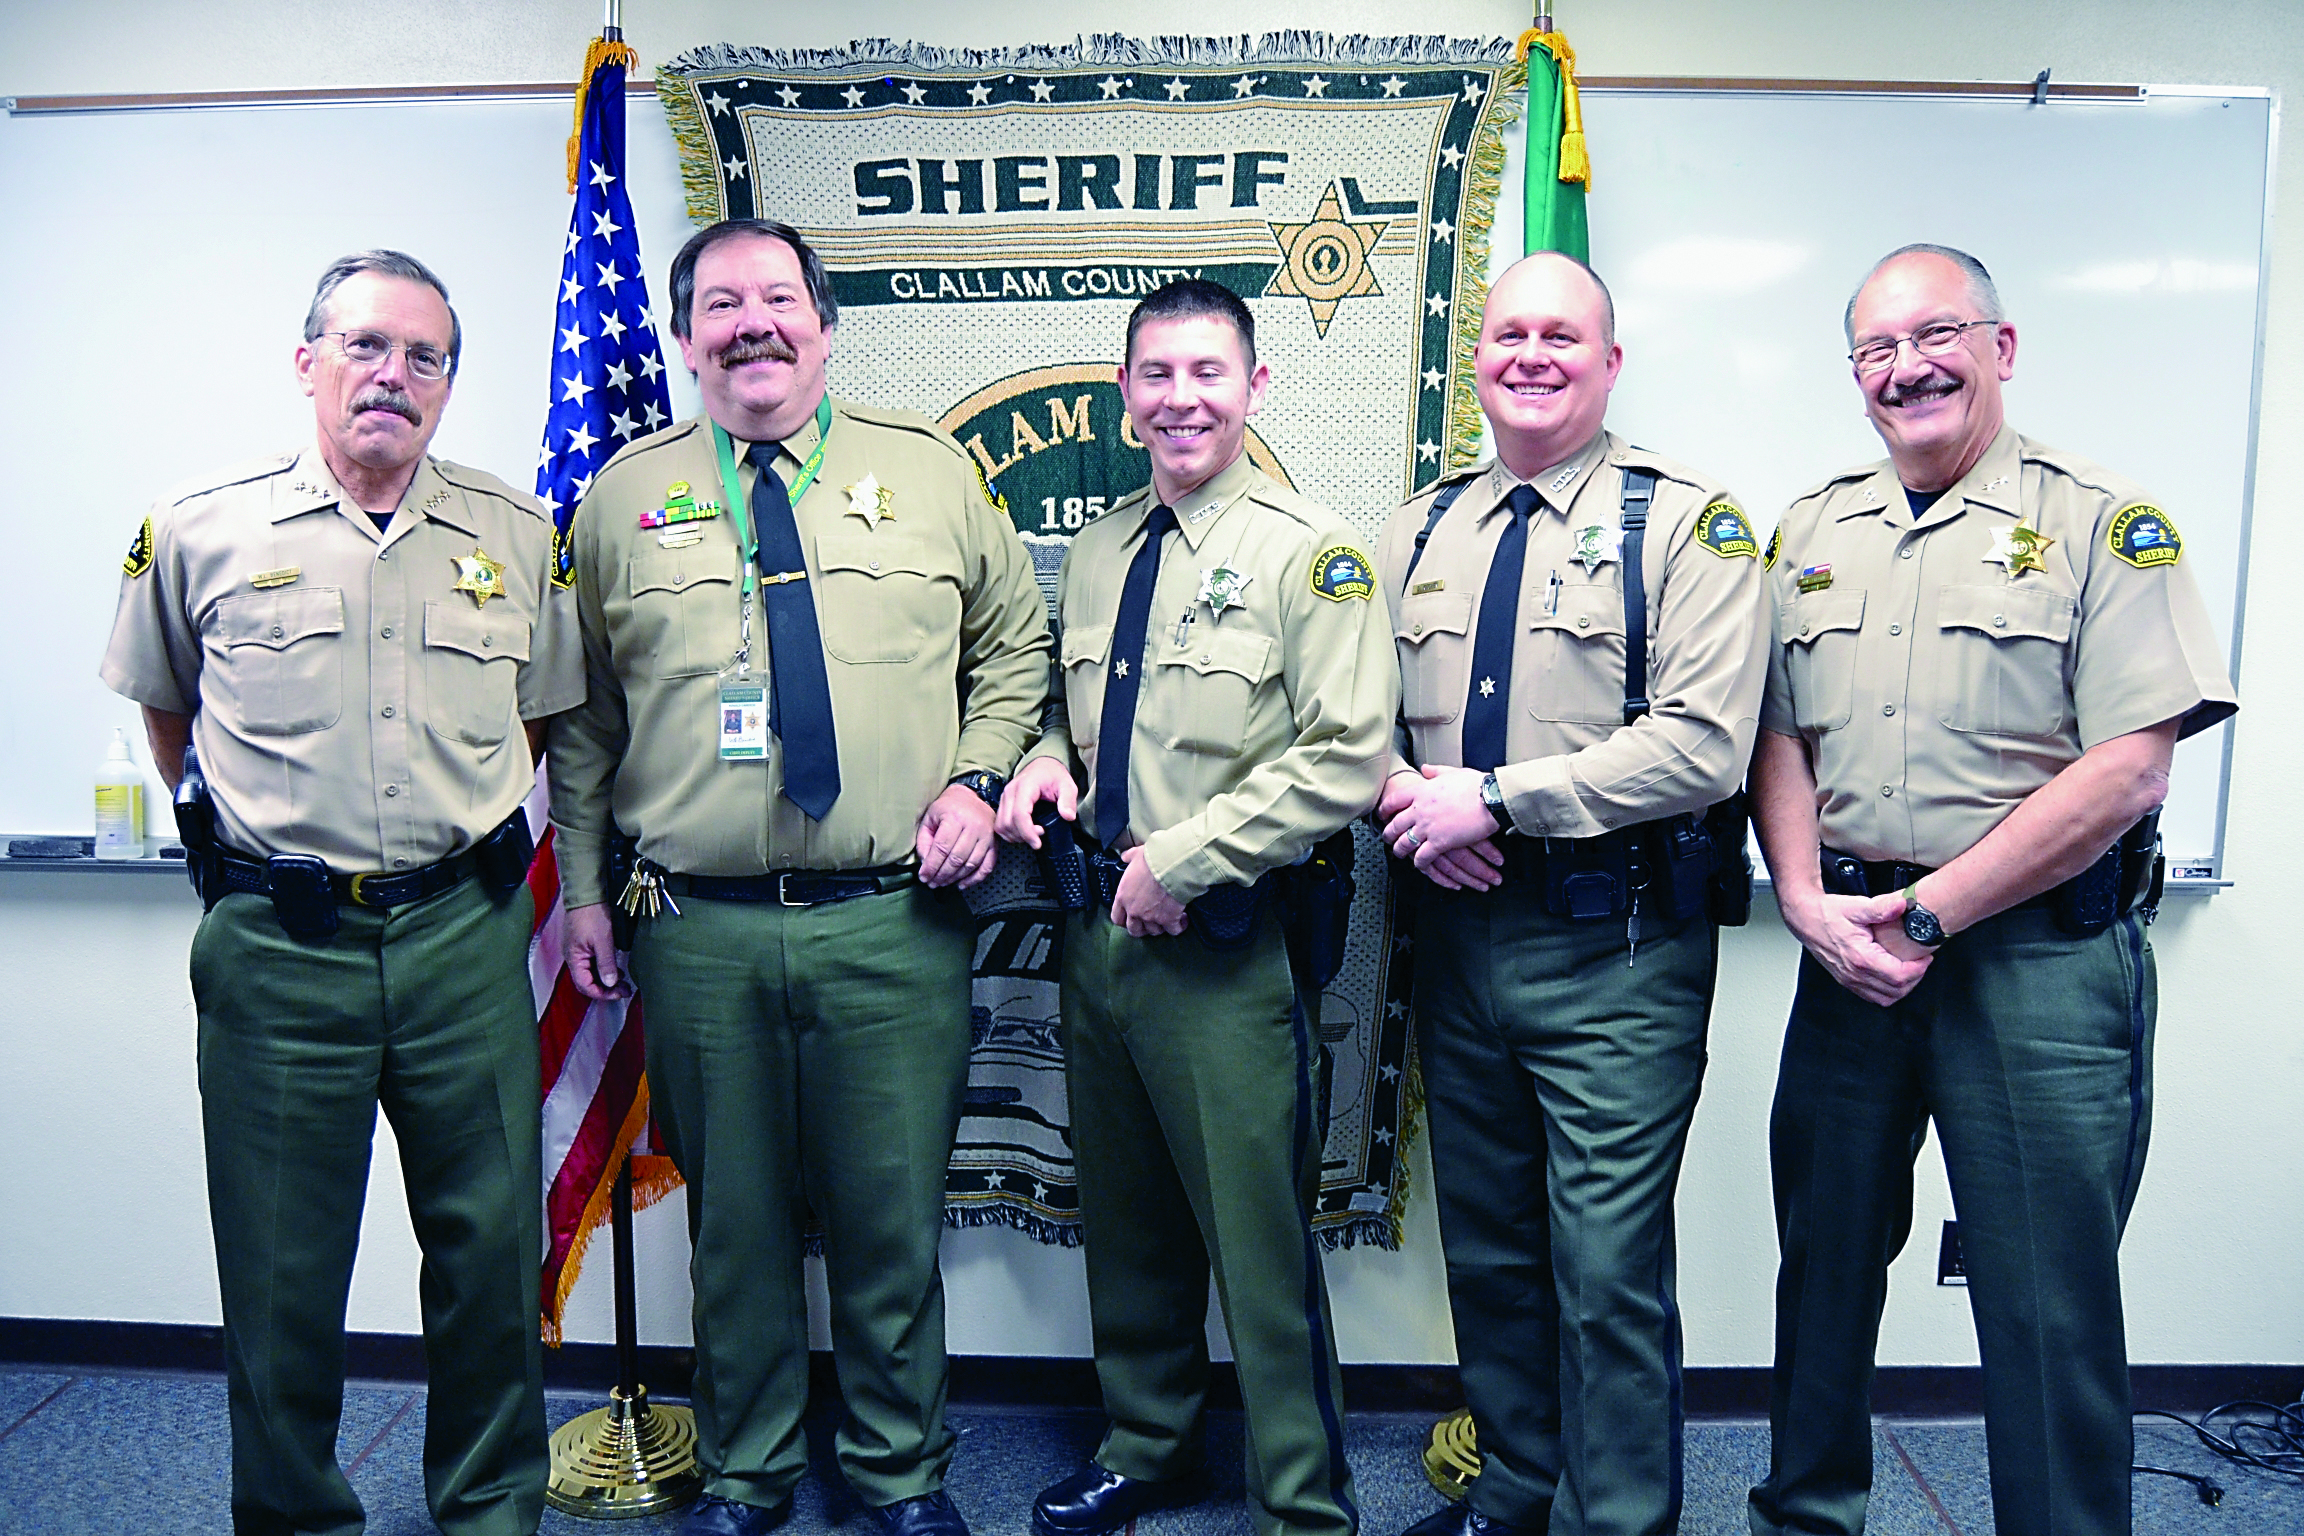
[122,516,154,578]
[1311,543,1376,602]
[551,523,577,591]
[1696,501,1760,560]
[1763,524,1781,570]
[972,457,1009,517]
[2108,504,2182,569]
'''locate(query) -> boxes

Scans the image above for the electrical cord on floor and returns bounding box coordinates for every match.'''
[2133,1398,2304,1505]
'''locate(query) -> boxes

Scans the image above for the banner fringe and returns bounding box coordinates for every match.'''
[945,1202,1089,1247]
[540,1086,678,1347]
[1447,61,1523,473]
[655,69,727,226]
[665,32,1516,76]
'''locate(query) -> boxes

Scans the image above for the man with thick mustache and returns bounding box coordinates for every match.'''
[1378,251,1768,1536]
[1747,245,2236,1536]
[550,219,1049,1536]
[102,249,578,1534]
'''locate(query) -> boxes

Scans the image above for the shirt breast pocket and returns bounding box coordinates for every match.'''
[816,535,954,664]
[423,602,531,748]
[212,587,345,735]
[1060,624,1113,749]
[628,548,738,678]
[1781,590,1867,732]
[1934,584,2076,739]
[1144,628,1275,757]
[1395,591,1472,724]
[1524,585,1626,725]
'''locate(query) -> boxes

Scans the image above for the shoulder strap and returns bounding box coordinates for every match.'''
[1401,477,1475,585]
[1619,467,1657,724]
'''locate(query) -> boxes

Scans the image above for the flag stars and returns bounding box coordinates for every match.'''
[638,353,665,385]
[592,209,623,241]
[595,260,625,294]
[840,84,867,108]
[1303,74,1330,97]
[605,359,632,393]
[1430,217,1456,244]
[1380,75,1408,97]
[1164,77,1190,100]
[1028,78,1055,101]
[610,409,639,441]
[1439,143,1465,170]
[1097,76,1128,99]
[1422,366,1446,391]
[642,400,667,430]
[967,81,993,105]
[566,422,599,457]
[775,84,801,108]
[560,374,594,407]
[588,159,615,190]
[1418,440,1441,462]
[559,321,589,354]
[1426,291,1450,317]
[571,470,596,500]
[723,154,747,180]
[600,310,628,342]
[560,274,585,306]
[1460,77,1484,103]
[705,89,731,116]
[900,81,927,104]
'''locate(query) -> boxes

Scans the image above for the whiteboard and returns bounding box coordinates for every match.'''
[0,82,2267,874]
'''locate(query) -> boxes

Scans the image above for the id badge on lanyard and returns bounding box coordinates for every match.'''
[710,399,833,762]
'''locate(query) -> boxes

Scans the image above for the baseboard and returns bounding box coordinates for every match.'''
[3,1320,2294,1418]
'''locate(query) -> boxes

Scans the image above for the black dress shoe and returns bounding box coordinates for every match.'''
[682,1491,794,1536]
[1031,1463,1199,1536]
[874,1490,971,1536]
[1399,1502,1544,1536]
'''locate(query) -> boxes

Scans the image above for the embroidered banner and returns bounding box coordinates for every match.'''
[660,32,1522,1248]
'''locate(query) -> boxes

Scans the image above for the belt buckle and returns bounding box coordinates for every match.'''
[777,871,809,907]
[348,871,381,907]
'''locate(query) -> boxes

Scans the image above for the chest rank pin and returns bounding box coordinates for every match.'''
[639,480,721,530]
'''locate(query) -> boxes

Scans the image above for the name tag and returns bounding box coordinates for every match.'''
[718,679,767,760]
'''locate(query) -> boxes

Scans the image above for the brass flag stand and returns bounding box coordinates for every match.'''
[546,1155,702,1516]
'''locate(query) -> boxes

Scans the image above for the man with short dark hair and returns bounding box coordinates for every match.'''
[1001,278,1395,1536]
[1747,244,2237,1536]
[102,249,576,1535]
[1377,250,1769,1536]
[551,218,1050,1536]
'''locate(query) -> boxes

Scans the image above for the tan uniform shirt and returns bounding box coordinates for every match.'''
[1024,455,1398,904]
[101,446,581,869]
[549,397,1051,907]
[1761,425,2237,868]
[1377,430,1770,837]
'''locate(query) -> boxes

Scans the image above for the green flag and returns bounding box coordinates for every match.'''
[1522,31,1589,260]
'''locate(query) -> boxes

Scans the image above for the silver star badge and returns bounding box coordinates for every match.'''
[1479,677,1497,697]
[1114,660,1128,679]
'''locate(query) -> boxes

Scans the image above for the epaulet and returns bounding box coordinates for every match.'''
[2018,435,2145,504]
[837,399,969,455]
[1787,459,1883,511]
[165,452,296,508]
[1243,472,1346,538]
[1613,442,1723,497]
[1105,484,1155,517]
[1395,460,1489,515]
[593,417,705,482]
[433,459,551,521]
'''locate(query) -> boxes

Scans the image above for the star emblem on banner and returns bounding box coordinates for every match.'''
[1263,180,1387,338]
[536,55,677,568]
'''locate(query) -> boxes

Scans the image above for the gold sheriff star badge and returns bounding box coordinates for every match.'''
[1265,181,1387,338]
[451,547,508,606]
[1985,523,2055,578]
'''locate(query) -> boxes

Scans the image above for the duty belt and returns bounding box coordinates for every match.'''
[659,867,915,906]
[215,842,483,909]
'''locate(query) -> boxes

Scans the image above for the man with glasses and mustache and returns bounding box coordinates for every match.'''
[1747,244,2236,1536]
[101,249,581,1535]
[549,219,1049,1536]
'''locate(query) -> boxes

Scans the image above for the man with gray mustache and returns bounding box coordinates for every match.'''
[102,249,580,1534]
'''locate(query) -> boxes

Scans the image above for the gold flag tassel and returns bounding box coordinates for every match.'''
[1514,28,1590,187]
[566,34,641,192]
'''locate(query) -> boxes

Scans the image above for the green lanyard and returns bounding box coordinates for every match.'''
[712,394,834,596]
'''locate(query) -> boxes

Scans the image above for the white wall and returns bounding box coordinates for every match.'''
[2,0,2298,1373]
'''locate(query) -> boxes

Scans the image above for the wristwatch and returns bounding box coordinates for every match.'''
[949,769,1006,809]
[1901,885,1948,948]
[1478,773,1507,822]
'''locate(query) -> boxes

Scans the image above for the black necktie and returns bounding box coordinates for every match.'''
[1094,504,1177,848]
[746,442,841,820]
[1462,484,1539,773]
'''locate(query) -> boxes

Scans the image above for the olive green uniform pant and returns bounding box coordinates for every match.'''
[1414,883,1715,1536]
[1749,906,2154,1536]
[631,884,975,1510]
[1063,907,1358,1536]
[190,880,546,1536]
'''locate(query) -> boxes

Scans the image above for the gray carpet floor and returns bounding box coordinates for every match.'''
[0,1369,2295,1534]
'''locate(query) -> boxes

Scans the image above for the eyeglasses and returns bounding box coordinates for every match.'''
[322,329,452,381]
[1848,319,1996,375]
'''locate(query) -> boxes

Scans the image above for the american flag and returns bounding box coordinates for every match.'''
[529,36,681,1345]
